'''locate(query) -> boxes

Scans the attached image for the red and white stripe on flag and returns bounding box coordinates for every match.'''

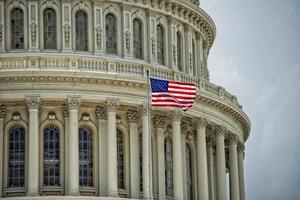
[150,78,197,111]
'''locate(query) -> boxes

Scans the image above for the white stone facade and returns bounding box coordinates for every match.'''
[0,0,250,200]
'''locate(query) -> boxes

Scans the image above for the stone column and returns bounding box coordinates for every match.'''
[229,135,240,200]
[155,115,167,200]
[62,106,70,195]
[196,118,209,200]
[171,110,184,200]
[127,110,140,199]
[0,106,6,197]
[66,96,81,195]
[106,98,119,197]
[26,96,41,196]
[207,138,216,200]
[215,126,227,200]
[96,106,108,196]
[140,105,152,200]
[238,144,245,200]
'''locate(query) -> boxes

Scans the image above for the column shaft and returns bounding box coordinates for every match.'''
[0,107,5,197]
[68,109,79,195]
[216,129,227,200]
[129,122,140,198]
[142,111,152,199]
[63,108,69,195]
[27,97,40,196]
[229,140,240,200]
[107,102,118,197]
[197,120,209,200]
[156,127,166,199]
[172,112,184,200]
[207,141,216,200]
[238,147,245,200]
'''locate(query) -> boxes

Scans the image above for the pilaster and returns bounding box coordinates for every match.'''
[28,0,39,51]
[0,105,6,197]
[26,96,41,196]
[62,1,72,51]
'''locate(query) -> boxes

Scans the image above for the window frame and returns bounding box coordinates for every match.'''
[133,18,143,60]
[105,13,118,55]
[75,10,89,52]
[43,8,57,50]
[156,24,165,66]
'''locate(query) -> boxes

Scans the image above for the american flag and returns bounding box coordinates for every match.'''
[150,78,197,111]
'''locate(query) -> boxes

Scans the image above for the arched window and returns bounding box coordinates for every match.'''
[43,8,57,49]
[177,32,182,71]
[105,13,117,55]
[164,137,173,197]
[43,126,60,186]
[11,8,24,49]
[133,19,143,59]
[79,127,93,187]
[117,129,125,189]
[192,39,196,76]
[75,10,88,51]
[8,127,25,187]
[186,144,193,200]
[157,24,165,65]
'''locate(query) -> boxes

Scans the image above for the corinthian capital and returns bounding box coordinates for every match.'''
[227,134,239,145]
[171,109,183,122]
[105,98,119,112]
[126,110,140,123]
[67,96,81,110]
[213,125,227,137]
[138,104,150,117]
[154,115,168,129]
[0,105,6,118]
[26,96,41,110]
[196,117,208,128]
[96,106,107,119]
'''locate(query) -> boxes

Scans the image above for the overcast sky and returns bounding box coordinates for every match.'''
[201,0,300,199]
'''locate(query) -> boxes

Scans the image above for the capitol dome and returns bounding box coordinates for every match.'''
[0,0,250,200]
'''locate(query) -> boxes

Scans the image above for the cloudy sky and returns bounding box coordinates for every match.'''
[201,0,300,199]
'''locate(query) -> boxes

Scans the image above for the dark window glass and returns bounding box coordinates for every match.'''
[44,126,60,186]
[186,144,193,200]
[164,137,173,197]
[105,13,117,55]
[79,127,93,187]
[157,25,164,65]
[8,127,25,187]
[177,32,182,71]
[75,10,88,51]
[139,133,143,191]
[11,8,24,49]
[43,8,57,49]
[117,129,125,189]
[192,39,196,75]
[133,19,143,59]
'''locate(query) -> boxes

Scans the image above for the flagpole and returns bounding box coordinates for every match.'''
[146,70,153,200]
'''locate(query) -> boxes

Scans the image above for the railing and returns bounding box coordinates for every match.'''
[0,54,242,110]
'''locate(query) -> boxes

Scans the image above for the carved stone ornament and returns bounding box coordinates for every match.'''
[96,106,107,119]
[196,117,208,128]
[95,26,102,45]
[213,125,227,137]
[0,105,6,118]
[126,110,140,123]
[151,36,155,56]
[228,133,239,145]
[105,98,119,112]
[154,115,167,128]
[138,104,150,117]
[172,43,177,64]
[67,96,81,110]
[62,105,69,118]
[0,24,3,42]
[30,22,37,42]
[171,109,183,122]
[26,96,41,109]
[64,23,71,43]
[125,30,131,53]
